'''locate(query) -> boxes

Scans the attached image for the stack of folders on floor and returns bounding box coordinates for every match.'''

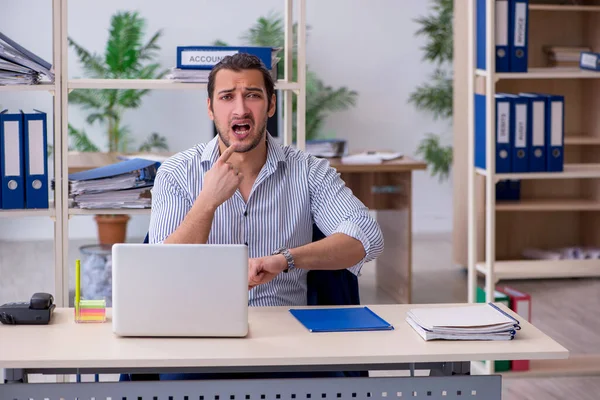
[67,158,160,209]
[0,31,54,85]
[168,46,281,83]
[474,92,564,173]
[406,303,521,341]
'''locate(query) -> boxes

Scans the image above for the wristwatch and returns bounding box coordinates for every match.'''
[272,247,295,273]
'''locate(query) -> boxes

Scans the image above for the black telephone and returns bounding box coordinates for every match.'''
[0,292,55,325]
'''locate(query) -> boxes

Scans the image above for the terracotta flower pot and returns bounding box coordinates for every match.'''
[94,214,130,245]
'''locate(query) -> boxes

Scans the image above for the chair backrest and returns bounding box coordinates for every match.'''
[142,226,361,306]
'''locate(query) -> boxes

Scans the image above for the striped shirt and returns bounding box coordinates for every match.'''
[149,133,384,307]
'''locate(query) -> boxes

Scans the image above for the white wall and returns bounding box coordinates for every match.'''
[0,0,452,241]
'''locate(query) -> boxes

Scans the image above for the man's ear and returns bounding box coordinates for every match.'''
[207,97,214,120]
[268,93,276,118]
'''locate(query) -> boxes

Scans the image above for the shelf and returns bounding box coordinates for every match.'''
[529,4,600,12]
[0,200,55,218]
[69,208,151,216]
[565,135,600,145]
[68,79,302,91]
[475,259,600,280]
[476,164,600,180]
[496,199,600,211]
[0,83,57,92]
[472,355,600,378]
[476,67,600,80]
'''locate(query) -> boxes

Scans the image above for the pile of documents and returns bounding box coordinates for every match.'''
[341,151,403,164]
[168,46,281,83]
[406,303,521,341]
[166,67,210,83]
[0,31,54,85]
[544,46,590,68]
[523,246,600,260]
[304,139,348,158]
[68,158,160,209]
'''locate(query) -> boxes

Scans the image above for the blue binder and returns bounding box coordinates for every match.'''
[68,158,160,182]
[509,0,529,72]
[289,307,394,332]
[476,0,511,72]
[474,93,512,173]
[501,94,528,173]
[519,93,546,172]
[176,46,273,70]
[497,180,521,201]
[533,94,564,172]
[0,109,25,209]
[22,110,49,209]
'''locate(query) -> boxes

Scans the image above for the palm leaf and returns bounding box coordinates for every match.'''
[68,124,100,152]
[240,11,285,48]
[105,11,145,76]
[416,133,453,182]
[67,37,107,78]
[408,68,453,120]
[68,90,111,111]
[138,30,163,61]
[414,0,453,64]
[138,133,168,152]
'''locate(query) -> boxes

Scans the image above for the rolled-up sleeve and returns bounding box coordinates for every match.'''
[308,156,384,275]
[149,169,193,244]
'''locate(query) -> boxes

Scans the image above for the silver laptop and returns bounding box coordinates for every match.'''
[111,243,249,337]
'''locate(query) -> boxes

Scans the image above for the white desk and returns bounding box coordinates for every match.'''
[0,304,568,400]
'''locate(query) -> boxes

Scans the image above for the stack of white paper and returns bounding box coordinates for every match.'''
[67,158,159,209]
[341,152,403,164]
[406,304,521,341]
[74,186,152,209]
[0,32,54,85]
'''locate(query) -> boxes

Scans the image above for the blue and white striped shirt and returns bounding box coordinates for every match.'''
[149,133,384,306]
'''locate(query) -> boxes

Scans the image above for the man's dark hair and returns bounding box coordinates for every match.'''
[207,53,275,105]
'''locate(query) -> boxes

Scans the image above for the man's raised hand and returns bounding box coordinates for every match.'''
[197,144,243,211]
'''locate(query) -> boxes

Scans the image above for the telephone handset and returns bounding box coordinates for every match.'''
[0,292,55,325]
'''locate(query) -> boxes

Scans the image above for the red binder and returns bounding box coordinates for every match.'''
[497,285,531,371]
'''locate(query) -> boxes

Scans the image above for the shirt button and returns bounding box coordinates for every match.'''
[244,211,248,217]
[245,242,248,246]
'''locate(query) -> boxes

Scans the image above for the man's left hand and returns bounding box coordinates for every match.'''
[248,255,288,289]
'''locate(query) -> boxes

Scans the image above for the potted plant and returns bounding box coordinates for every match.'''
[68,11,169,244]
[409,0,454,182]
[214,11,358,142]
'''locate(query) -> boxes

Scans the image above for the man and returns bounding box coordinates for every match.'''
[149,53,384,306]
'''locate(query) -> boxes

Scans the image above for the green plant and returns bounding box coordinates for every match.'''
[67,11,169,153]
[409,0,453,182]
[214,11,358,141]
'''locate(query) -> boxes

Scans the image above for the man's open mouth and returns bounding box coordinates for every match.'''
[232,121,252,136]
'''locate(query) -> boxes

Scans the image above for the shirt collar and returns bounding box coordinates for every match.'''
[201,132,286,168]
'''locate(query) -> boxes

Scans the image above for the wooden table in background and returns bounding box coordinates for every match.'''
[328,157,427,304]
[68,153,427,304]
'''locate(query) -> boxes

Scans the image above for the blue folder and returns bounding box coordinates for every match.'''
[289,307,394,332]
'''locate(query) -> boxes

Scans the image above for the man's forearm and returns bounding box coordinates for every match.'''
[164,194,216,244]
[289,233,366,270]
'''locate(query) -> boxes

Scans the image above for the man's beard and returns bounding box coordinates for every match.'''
[216,114,268,153]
